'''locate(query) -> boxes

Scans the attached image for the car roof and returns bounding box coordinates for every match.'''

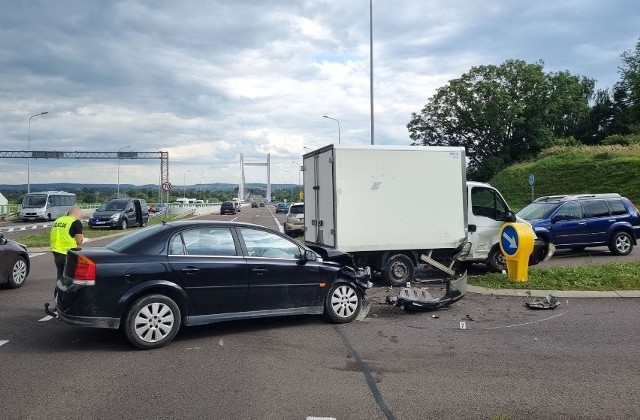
[532,193,622,203]
[164,220,276,230]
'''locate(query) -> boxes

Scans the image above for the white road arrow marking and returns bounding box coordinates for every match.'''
[0,340,8,347]
[502,232,517,249]
[39,315,54,322]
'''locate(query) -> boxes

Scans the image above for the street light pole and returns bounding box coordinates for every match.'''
[322,115,341,144]
[117,145,130,196]
[369,0,375,145]
[285,170,293,201]
[27,111,48,193]
[183,170,191,199]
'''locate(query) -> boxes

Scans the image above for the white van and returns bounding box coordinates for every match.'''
[19,191,77,221]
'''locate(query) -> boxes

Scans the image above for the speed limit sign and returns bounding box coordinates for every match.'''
[162,181,172,192]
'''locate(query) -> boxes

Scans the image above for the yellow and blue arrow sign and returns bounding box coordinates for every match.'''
[498,222,536,282]
[501,225,519,256]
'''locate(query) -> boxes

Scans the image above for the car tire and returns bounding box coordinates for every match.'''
[382,254,415,286]
[8,257,28,289]
[609,231,634,256]
[120,219,128,230]
[487,246,507,272]
[47,213,52,221]
[124,294,182,350]
[324,282,361,323]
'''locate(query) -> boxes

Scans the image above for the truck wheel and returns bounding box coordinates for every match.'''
[382,254,414,286]
[609,231,633,255]
[487,247,507,272]
[124,294,181,350]
[324,282,361,323]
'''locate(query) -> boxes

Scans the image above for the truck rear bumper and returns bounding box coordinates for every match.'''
[393,270,467,310]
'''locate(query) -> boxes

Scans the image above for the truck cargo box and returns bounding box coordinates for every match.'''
[303,145,467,252]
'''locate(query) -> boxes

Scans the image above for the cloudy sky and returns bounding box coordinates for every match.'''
[0,0,638,188]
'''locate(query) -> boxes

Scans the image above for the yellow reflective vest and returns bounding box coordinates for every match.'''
[50,215,78,255]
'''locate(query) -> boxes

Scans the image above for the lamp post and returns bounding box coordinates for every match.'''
[27,111,48,193]
[117,145,130,196]
[322,115,341,144]
[183,170,191,199]
[285,170,294,202]
[369,0,374,145]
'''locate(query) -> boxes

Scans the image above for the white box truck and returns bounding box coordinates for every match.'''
[303,145,543,291]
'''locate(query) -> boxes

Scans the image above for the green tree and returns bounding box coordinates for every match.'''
[407,59,593,180]
[611,38,640,134]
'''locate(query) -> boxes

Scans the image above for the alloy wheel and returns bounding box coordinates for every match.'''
[616,234,631,253]
[330,285,359,319]
[12,259,27,285]
[134,302,175,343]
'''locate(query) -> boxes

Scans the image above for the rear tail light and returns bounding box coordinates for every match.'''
[73,255,96,285]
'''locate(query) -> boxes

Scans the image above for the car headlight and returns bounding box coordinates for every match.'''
[110,213,121,219]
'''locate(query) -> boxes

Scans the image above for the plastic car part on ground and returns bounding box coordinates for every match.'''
[386,270,468,311]
[525,294,560,310]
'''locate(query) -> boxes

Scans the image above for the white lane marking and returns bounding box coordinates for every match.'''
[0,340,8,347]
[307,417,337,420]
[266,205,284,233]
[8,228,14,232]
[20,227,26,231]
[39,315,54,322]
[31,226,37,230]
[29,253,46,258]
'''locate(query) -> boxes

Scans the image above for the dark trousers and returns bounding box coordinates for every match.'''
[53,252,66,281]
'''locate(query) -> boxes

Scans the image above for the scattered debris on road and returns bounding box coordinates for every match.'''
[525,294,560,310]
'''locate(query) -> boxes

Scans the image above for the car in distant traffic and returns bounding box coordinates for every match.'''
[89,198,149,230]
[251,202,259,208]
[276,203,289,213]
[0,233,29,289]
[259,202,265,207]
[220,201,235,215]
[517,194,640,255]
[54,221,370,349]
[284,202,304,237]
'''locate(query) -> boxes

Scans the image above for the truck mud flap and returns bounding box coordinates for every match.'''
[390,270,467,311]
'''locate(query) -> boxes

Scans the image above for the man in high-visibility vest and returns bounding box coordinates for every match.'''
[50,207,85,282]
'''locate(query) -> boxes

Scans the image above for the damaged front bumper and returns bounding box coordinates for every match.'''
[391,270,468,311]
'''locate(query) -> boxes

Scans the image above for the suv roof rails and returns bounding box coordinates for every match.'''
[534,193,622,203]
[572,193,621,199]
[533,195,569,202]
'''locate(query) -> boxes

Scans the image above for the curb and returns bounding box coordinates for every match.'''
[467,284,640,298]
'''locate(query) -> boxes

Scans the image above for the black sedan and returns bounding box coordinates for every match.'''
[54,221,369,349]
[0,233,30,289]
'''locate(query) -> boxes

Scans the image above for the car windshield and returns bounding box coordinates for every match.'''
[107,225,164,252]
[98,200,128,211]
[289,204,304,214]
[22,194,47,208]
[517,202,559,221]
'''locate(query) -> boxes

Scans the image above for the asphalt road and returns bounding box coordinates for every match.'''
[1,205,639,419]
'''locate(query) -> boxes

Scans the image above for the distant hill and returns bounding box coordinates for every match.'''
[489,145,640,210]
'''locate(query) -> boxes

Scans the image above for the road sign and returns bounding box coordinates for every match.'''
[501,225,519,256]
[162,181,172,192]
[528,174,535,186]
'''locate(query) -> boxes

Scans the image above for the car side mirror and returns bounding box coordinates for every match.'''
[504,210,516,223]
[301,249,317,262]
[127,208,134,213]
[551,215,565,223]
[0,233,6,245]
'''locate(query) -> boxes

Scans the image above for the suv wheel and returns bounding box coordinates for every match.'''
[124,294,181,349]
[609,231,634,255]
[382,254,414,286]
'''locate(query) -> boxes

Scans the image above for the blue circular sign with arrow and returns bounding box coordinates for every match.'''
[501,225,519,256]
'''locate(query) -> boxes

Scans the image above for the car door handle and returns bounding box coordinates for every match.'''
[181,267,200,274]
[578,222,587,225]
[252,268,268,275]
[608,219,615,223]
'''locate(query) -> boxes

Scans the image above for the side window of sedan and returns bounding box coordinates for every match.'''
[239,228,302,260]
[169,228,237,256]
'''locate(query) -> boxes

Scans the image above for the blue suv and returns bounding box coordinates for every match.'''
[517,194,640,255]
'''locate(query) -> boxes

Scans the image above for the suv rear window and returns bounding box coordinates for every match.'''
[289,204,304,214]
[606,199,627,216]
[583,200,610,218]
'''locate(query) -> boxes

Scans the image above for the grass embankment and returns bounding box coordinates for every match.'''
[17,215,179,248]
[489,144,640,210]
[470,262,640,291]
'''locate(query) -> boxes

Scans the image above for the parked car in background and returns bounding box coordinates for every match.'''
[0,233,29,289]
[220,201,235,215]
[19,191,76,221]
[276,203,289,213]
[251,202,259,208]
[54,221,370,349]
[284,203,304,237]
[517,194,640,255]
[89,198,149,230]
